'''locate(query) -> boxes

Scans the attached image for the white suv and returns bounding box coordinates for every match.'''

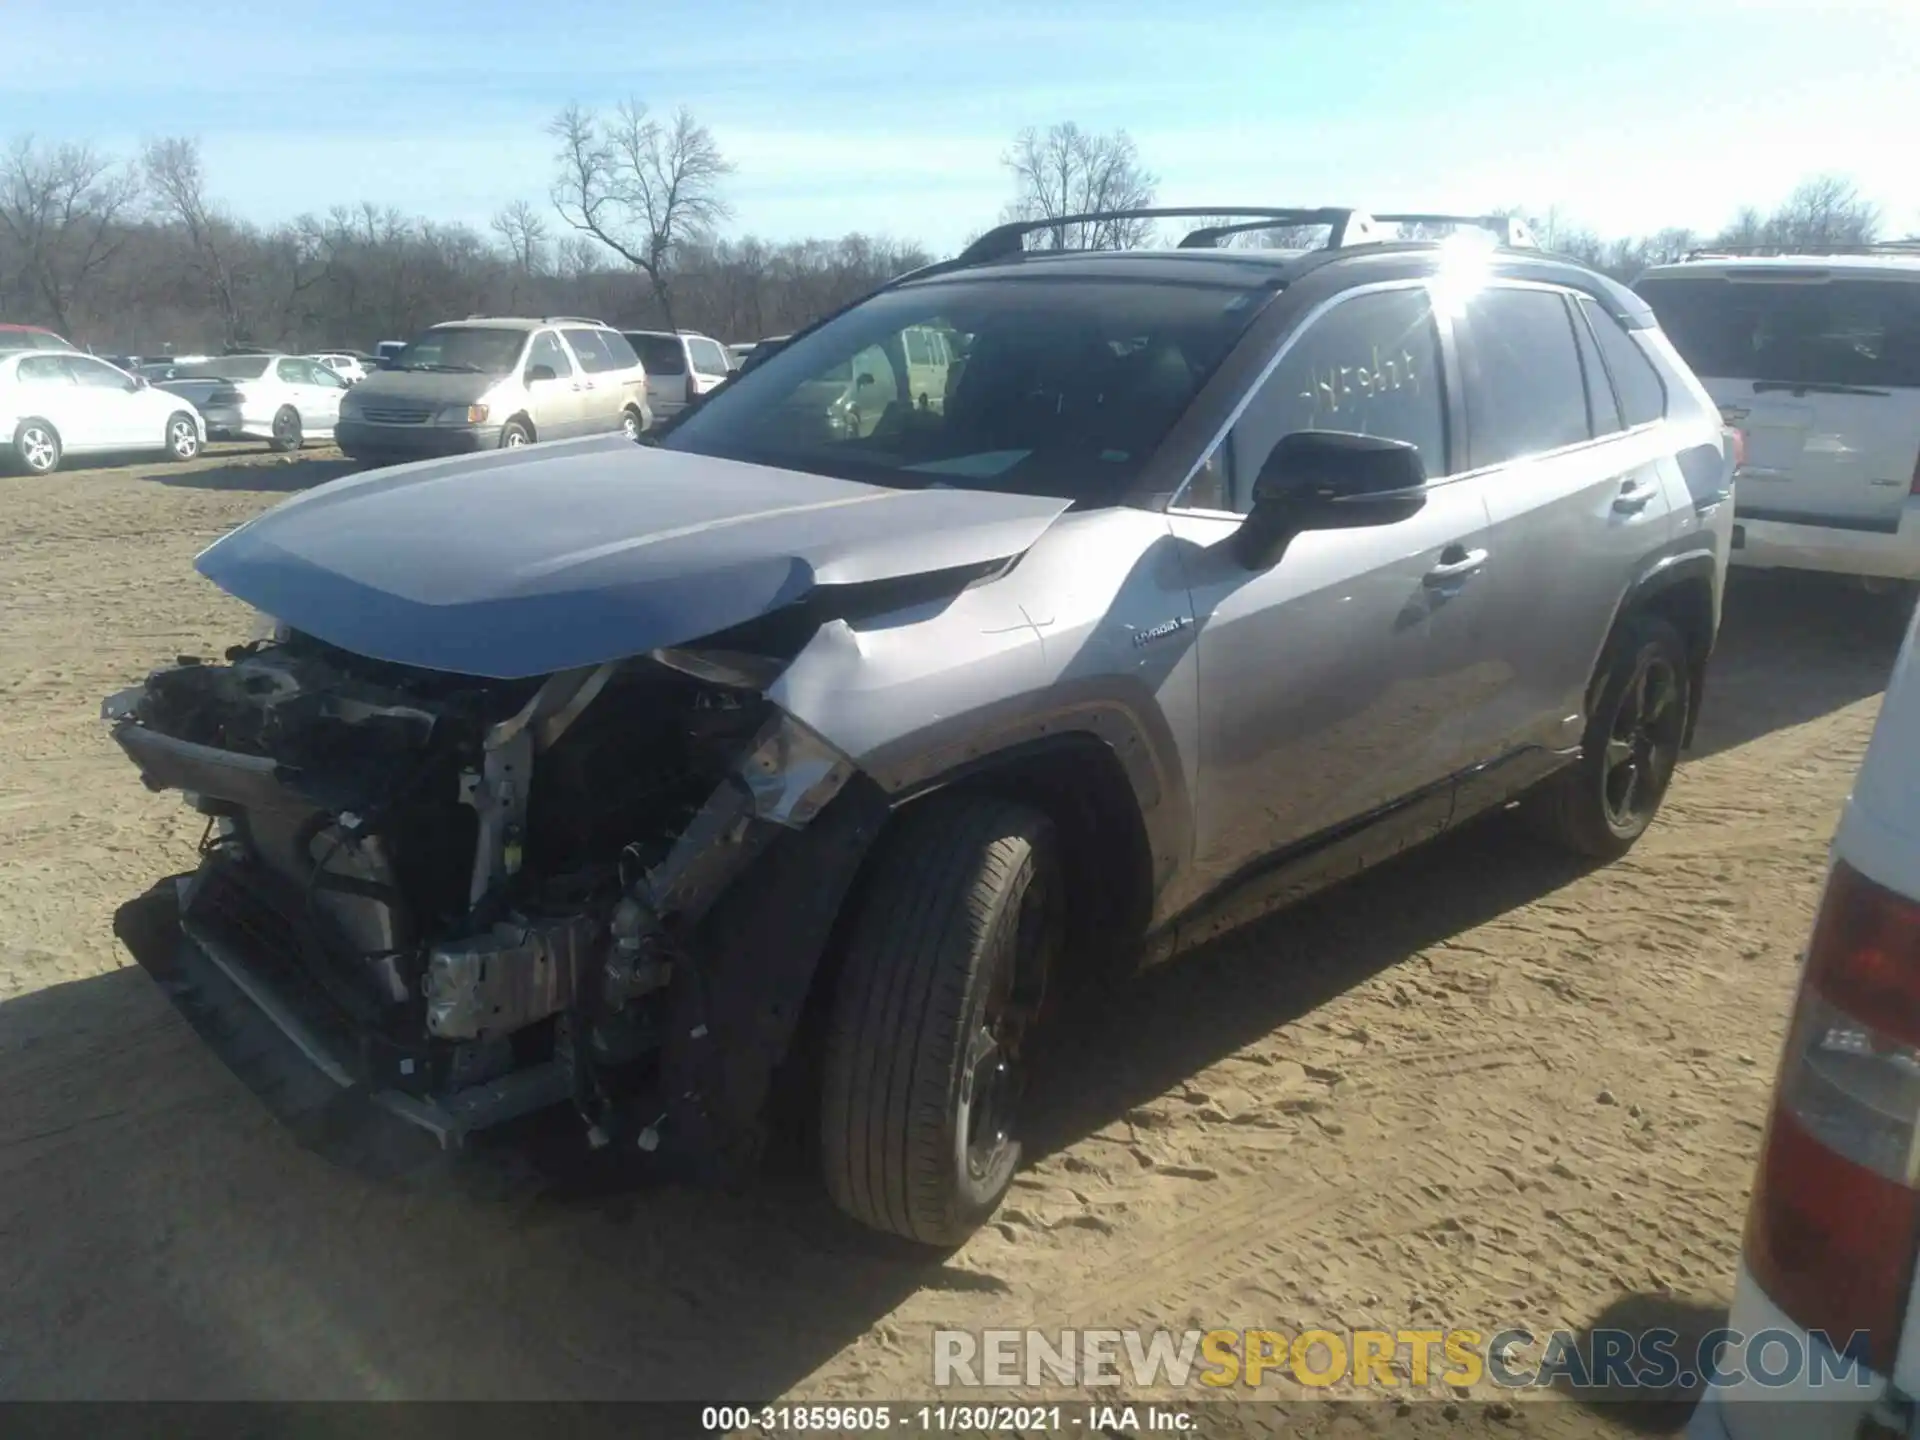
[1689,605,1920,1439]
[1636,250,1920,595]
[621,329,732,426]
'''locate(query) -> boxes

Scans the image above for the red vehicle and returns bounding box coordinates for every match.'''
[0,324,77,353]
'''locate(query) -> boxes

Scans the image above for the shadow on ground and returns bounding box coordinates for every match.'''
[144,455,363,492]
[1551,1291,1732,1436]
[1689,570,1907,759]
[0,542,1900,1403]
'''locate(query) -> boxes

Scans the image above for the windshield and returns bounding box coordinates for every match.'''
[1636,275,1920,389]
[658,276,1272,501]
[392,326,526,374]
[173,356,271,380]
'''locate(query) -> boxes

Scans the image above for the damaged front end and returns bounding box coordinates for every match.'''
[105,631,887,1172]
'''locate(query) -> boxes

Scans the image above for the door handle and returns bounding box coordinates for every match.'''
[1422,546,1488,587]
[1613,480,1655,514]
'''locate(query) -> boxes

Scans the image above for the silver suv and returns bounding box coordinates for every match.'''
[336,316,651,463]
[104,207,1733,1244]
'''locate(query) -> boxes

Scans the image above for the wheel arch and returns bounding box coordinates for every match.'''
[1601,548,1720,749]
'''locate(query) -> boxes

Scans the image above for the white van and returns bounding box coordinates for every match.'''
[1636,250,1920,594]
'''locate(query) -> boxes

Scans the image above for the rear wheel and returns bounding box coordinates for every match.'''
[820,796,1061,1246]
[164,412,200,462]
[1530,613,1690,860]
[620,407,644,442]
[268,406,302,453]
[13,419,61,475]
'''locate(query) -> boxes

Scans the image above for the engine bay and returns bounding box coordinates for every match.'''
[104,629,859,1156]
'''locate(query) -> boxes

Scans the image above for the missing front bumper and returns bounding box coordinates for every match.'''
[116,873,570,1152]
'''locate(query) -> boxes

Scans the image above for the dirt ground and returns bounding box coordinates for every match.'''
[0,441,1908,1433]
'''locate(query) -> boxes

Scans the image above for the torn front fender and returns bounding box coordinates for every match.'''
[651,775,894,1179]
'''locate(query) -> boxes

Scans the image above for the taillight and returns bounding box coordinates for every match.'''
[1744,860,1920,1372]
[1726,426,1747,472]
[1909,449,1919,496]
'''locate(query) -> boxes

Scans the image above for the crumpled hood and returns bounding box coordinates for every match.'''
[195,435,1071,679]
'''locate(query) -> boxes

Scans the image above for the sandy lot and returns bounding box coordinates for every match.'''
[0,442,1908,1431]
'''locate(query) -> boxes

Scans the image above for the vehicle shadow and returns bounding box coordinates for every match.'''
[1689,570,1907,760]
[1550,1291,1732,1435]
[145,456,363,492]
[1022,812,1595,1160]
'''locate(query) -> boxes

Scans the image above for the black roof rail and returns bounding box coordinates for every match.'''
[1375,213,1538,248]
[1177,208,1385,249]
[1680,241,1920,261]
[957,207,1381,264]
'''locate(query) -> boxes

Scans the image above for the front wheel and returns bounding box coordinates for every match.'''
[164,412,200,462]
[499,419,532,448]
[267,407,302,453]
[820,796,1061,1246]
[13,419,62,474]
[1529,613,1691,860]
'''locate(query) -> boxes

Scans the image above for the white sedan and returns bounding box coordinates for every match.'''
[158,354,347,452]
[311,352,368,385]
[1,351,204,474]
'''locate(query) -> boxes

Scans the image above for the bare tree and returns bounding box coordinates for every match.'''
[1001,123,1157,250]
[0,137,142,341]
[1760,174,1880,250]
[143,137,244,346]
[548,100,733,329]
[491,199,549,274]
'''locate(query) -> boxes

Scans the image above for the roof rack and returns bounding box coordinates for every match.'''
[1681,241,1920,261]
[1374,213,1538,248]
[956,207,1381,264]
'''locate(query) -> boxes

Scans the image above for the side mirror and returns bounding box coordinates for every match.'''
[127,376,147,391]
[1236,430,1428,569]
[525,364,558,384]
[856,372,876,389]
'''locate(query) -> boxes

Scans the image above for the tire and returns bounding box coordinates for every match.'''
[13,419,61,475]
[820,796,1062,1246]
[268,406,302,453]
[1529,613,1691,860]
[620,407,644,442]
[164,411,200,462]
[499,418,532,448]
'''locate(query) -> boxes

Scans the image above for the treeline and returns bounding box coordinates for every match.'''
[0,128,929,353]
[0,111,1906,356]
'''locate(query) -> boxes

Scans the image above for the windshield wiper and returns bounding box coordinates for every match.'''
[399,362,484,373]
[1752,380,1891,397]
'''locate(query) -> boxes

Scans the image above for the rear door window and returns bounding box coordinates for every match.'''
[1464,287,1592,466]
[561,327,619,374]
[1581,297,1668,426]
[17,356,74,385]
[1635,274,1920,390]
[599,330,641,370]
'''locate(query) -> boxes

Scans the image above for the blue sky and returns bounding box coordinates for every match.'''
[4,0,1916,257]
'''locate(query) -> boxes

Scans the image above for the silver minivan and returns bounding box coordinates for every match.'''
[336,317,651,464]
